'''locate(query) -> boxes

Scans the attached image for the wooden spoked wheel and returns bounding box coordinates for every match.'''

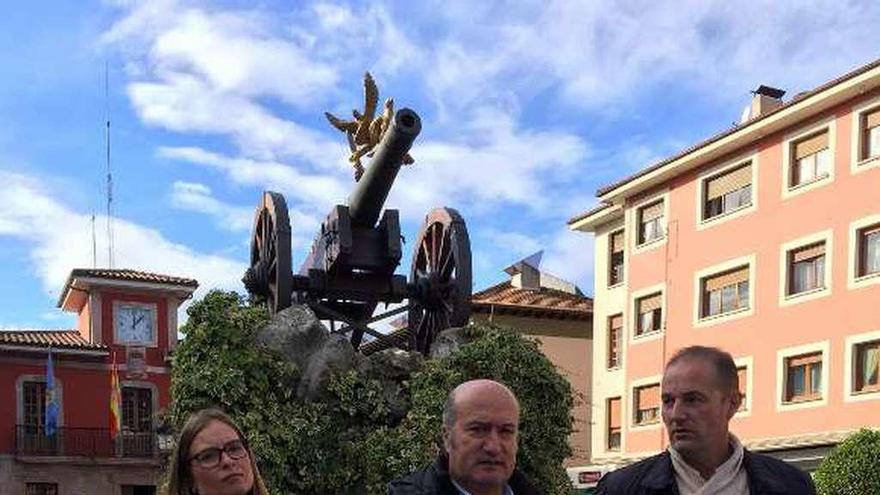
[408,207,472,355]
[242,191,292,315]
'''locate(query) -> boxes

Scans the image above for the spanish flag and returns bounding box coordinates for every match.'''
[109,351,121,439]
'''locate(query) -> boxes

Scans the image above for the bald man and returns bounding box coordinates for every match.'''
[387,379,541,495]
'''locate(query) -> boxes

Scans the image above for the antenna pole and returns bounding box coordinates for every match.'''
[91,214,97,268]
[104,62,115,268]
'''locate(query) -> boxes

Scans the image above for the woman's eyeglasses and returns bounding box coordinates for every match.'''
[190,439,248,468]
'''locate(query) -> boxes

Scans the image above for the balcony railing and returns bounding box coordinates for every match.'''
[15,425,157,458]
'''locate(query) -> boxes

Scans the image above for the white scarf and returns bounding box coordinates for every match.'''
[669,435,750,495]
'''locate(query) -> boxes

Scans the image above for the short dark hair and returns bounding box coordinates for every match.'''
[442,389,457,430]
[666,346,739,396]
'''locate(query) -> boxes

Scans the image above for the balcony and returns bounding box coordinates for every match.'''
[15,425,157,458]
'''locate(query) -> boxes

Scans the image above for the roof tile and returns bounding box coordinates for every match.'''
[471,281,592,318]
[0,330,108,351]
[69,268,199,287]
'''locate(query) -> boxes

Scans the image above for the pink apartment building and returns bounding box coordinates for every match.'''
[568,58,880,472]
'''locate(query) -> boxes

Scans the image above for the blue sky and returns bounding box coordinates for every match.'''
[2,0,879,329]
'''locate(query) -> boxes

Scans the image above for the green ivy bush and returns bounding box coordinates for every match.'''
[170,290,574,494]
[813,428,880,495]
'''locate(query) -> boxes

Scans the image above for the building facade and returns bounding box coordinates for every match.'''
[0,269,197,495]
[360,255,594,468]
[569,59,880,471]
[470,256,593,468]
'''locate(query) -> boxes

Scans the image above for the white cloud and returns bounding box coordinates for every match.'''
[420,0,880,113]
[479,230,543,262]
[542,226,595,295]
[149,8,338,106]
[129,75,338,165]
[104,1,422,167]
[159,146,348,210]
[387,107,589,218]
[0,169,247,313]
[169,181,253,232]
[168,179,321,252]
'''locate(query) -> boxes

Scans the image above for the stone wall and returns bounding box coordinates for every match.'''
[0,455,162,495]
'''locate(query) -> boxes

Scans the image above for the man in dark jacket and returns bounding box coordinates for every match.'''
[387,379,541,495]
[597,346,815,495]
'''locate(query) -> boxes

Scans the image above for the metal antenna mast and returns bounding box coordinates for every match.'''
[91,214,97,268]
[104,62,115,268]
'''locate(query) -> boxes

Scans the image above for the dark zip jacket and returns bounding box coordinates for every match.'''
[596,450,816,495]
[387,453,542,495]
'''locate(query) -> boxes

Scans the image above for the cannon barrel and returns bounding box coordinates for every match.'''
[348,108,421,228]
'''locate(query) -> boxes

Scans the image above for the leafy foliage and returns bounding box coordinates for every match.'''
[814,429,880,495]
[170,291,574,494]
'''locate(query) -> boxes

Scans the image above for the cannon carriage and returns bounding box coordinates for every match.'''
[242,105,472,355]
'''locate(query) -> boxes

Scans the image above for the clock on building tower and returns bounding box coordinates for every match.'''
[114,303,157,346]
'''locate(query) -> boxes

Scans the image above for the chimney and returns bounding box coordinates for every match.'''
[505,251,542,289]
[748,85,785,120]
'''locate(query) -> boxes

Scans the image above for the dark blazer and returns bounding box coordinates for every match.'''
[596,450,816,495]
[387,453,541,495]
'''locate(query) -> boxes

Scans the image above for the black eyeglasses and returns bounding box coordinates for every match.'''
[190,439,248,468]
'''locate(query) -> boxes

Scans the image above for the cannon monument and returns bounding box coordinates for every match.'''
[242,73,471,355]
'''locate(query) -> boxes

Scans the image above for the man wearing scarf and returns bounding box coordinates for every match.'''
[597,346,815,495]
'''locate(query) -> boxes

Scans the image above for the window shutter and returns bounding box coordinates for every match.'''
[608,398,621,428]
[789,353,821,367]
[637,385,660,409]
[794,131,829,160]
[866,108,880,129]
[638,294,662,312]
[704,266,750,291]
[609,314,623,330]
[791,242,825,263]
[610,231,625,253]
[640,202,664,222]
[706,164,752,200]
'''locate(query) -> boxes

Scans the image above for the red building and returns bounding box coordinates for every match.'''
[0,269,198,495]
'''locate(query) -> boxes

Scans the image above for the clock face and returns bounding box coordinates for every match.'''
[115,304,155,344]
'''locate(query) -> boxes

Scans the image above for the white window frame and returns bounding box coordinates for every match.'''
[606,313,624,370]
[778,230,833,307]
[629,375,662,431]
[776,341,830,412]
[119,380,159,432]
[692,254,756,327]
[629,191,669,254]
[850,94,880,174]
[843,330,880,403]
[733,356,754,418]
[607,228,626,288]
[16,374,64,427]
[848,214,880,291]
[781,117,836,200]
[605,396,623,452]
[629,284,665,344]
[695,151,759,230]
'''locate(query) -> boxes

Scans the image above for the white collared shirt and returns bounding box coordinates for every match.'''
[668,434,750,495]
[451,479,514,495]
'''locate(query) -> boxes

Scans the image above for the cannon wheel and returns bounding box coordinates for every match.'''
[408,207,472,355]
[242,191,292,315]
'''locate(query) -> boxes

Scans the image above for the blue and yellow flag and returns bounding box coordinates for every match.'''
[45,349,59,436]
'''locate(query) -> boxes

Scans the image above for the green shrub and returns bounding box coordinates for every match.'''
[814,428,880,495]
[170,290,574,494]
